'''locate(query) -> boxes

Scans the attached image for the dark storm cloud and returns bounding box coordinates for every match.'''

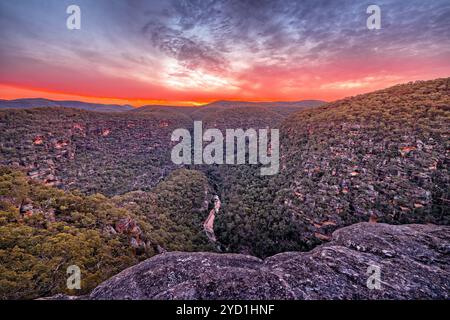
[127,0,450,73]
[2,0,448,72]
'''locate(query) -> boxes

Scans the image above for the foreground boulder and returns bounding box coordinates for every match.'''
[87,223,449,300]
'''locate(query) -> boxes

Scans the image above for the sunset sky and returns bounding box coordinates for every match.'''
[0,0,449,106]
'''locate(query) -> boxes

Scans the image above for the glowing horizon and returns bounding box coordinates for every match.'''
[1,0,449,106]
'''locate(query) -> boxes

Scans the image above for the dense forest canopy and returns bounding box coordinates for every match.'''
[0,78,449,299]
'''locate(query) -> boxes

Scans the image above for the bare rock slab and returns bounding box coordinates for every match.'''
[89,223,449,300]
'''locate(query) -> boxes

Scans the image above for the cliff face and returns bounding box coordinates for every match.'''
[87,222,449,300]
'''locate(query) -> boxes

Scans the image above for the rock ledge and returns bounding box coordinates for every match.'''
[85,223,449,300]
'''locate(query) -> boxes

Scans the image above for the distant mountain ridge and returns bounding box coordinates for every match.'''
[0,98,134,112]
[0,98,326,115]
[202,99,326,108]
[0,98,325,114]
[190,99,326,120]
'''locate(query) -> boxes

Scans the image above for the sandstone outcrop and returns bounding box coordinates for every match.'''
[87,223,449,300]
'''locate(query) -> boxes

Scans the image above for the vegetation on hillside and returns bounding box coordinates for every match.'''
[0,167,213,299]
[0,78,448,297]
[199,78,450,256]
[0,108,192,195]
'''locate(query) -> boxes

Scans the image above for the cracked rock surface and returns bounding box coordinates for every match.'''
[86,222,449,300]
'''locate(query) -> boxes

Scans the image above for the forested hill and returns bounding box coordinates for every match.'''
[279,77,449,228]
[0,78,448,299]
[0,99,322,196]
[212,77,449,257]
[0,98,133,112]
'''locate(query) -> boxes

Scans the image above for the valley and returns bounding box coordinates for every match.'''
[0,78,449,299]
